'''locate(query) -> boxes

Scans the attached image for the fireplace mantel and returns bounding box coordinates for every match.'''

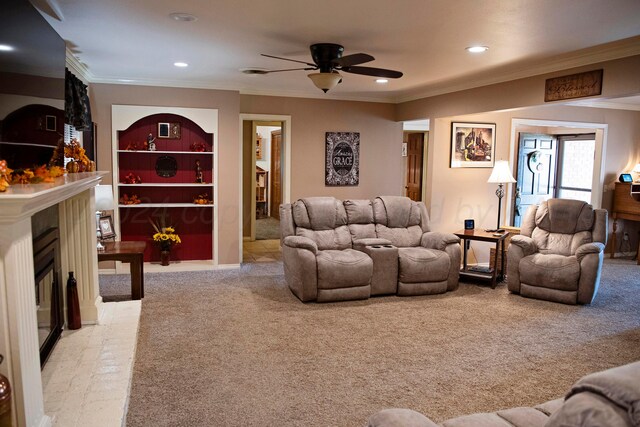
[0,171,107,427]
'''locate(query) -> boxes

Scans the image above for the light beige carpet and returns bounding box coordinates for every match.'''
[106,260,640,426]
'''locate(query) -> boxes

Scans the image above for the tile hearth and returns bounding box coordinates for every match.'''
[42,301,141,427]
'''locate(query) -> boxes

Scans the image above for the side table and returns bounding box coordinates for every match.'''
[454,229,508,289]
[98,241,146,300]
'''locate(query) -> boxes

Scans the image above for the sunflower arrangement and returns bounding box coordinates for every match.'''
[150,213,182,251]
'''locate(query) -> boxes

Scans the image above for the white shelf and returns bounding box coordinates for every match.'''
[119,203,214,208]
[118,183,214,187]
[117,150,213,155]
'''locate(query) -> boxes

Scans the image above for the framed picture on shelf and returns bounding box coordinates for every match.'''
[158,122,181,139]
[256,136,263,160]
[450,122,496,168]
[98,215,116,240]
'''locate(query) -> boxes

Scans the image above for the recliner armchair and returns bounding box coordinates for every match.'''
[507,198,607,304]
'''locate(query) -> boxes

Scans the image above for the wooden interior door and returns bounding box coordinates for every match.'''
[270,129,282,219]
[405,133,424,201]
[513,133,557,226]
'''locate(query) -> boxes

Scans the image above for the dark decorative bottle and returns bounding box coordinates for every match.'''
[66,272,81,330]
[0,354,11,427]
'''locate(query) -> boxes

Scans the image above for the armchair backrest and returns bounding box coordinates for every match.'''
[522,199,606,256]
[290,197,351,250]
[371,196,429,247]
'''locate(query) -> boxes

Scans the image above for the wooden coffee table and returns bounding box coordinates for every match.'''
[454,229,509,289]
[98,241,146,300]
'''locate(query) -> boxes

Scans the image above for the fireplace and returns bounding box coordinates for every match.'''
[33,228,63,368]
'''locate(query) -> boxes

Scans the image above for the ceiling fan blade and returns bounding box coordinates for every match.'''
[342,66,403,79]
[266,67,316,73]
[332,53,374,67]
[261,53,316,67]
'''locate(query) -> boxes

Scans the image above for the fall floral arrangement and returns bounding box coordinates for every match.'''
[150,213,182,251]
[64,138,93,172]
[190,141,207,152]
[0,160,65,192]
[193,193,212,204]
[123,173,142,184]
[119,193,141,205]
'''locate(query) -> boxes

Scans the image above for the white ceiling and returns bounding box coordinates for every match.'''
[34,0,640,103]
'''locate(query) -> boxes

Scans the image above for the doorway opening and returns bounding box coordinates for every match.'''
[402,119,429,202]
[508,119,606,227]
[240,114,291,263]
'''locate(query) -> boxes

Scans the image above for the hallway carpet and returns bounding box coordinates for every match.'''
[255,216,280,240]
[114,260,640,426]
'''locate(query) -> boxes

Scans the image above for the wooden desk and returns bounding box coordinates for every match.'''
[454,229,509,289]
[98,241,146,299]
[611,182,640,265]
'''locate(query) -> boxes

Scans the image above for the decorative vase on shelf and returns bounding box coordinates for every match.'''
[160,250,171,266]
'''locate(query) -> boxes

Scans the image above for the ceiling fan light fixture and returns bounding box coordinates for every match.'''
[308,72,342,93]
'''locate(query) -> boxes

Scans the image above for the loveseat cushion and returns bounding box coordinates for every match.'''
[316,249,373,289]
[297,226,352,251]
[376,224,423,247]
[398,247,449,283]
[373,196,421,228]
[519,253,580,291]
[292,197,347,230]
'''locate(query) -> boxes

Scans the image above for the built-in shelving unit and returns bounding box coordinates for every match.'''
[113,110,217,266]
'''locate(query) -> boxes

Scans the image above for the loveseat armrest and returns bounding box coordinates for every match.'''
[509,235,537,256]
[421,231,460,251]
[575,242,605,263]
[283,235,318,254]
[353,238,392,250]
[367,408,438,427]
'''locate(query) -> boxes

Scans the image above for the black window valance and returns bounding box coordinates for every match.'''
[65,68,92,131]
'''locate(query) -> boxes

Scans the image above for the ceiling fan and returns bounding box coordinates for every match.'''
[244,43,403,93]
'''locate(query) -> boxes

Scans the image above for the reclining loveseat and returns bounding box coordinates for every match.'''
[279,196,460,303]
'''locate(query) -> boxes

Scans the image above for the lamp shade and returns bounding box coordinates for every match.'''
[95,184,115,211]
[308,72,342,93]
[487,160,516,184]
[633,163,640,173]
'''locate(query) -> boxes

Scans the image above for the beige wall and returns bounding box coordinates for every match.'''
[89,84,241,265]
[397,54,640,261]
[240,95,403,201]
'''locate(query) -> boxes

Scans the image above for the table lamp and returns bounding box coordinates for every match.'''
[487,160,516,233]
[633,163,640,182]
[95,184,115,251]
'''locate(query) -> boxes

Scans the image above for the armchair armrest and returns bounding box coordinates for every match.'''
[421,231,460,251]
[510,235,537,257]
[575,242,605,263]
[283,235,318,254]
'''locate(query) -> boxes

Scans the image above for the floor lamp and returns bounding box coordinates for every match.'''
[487,160,516,233]
[95,184,115,251]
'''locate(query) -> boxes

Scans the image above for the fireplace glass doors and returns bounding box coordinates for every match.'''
[33,228,64,368]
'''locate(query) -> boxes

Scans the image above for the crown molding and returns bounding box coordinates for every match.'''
[65,49,93,84]
[567,99,640,111]
[394,36,640,104]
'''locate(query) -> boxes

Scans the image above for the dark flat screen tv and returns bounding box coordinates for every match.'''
[0,0,66,169]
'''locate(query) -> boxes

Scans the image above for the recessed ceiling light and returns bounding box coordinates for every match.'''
[466,46,489,53]
[169,12,197,22]
[174,62,189,67]
[375,79,388,84]
[0,44,14,52]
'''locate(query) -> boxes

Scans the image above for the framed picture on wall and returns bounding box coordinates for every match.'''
[450,122,496,168]
[325,132,359,186]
